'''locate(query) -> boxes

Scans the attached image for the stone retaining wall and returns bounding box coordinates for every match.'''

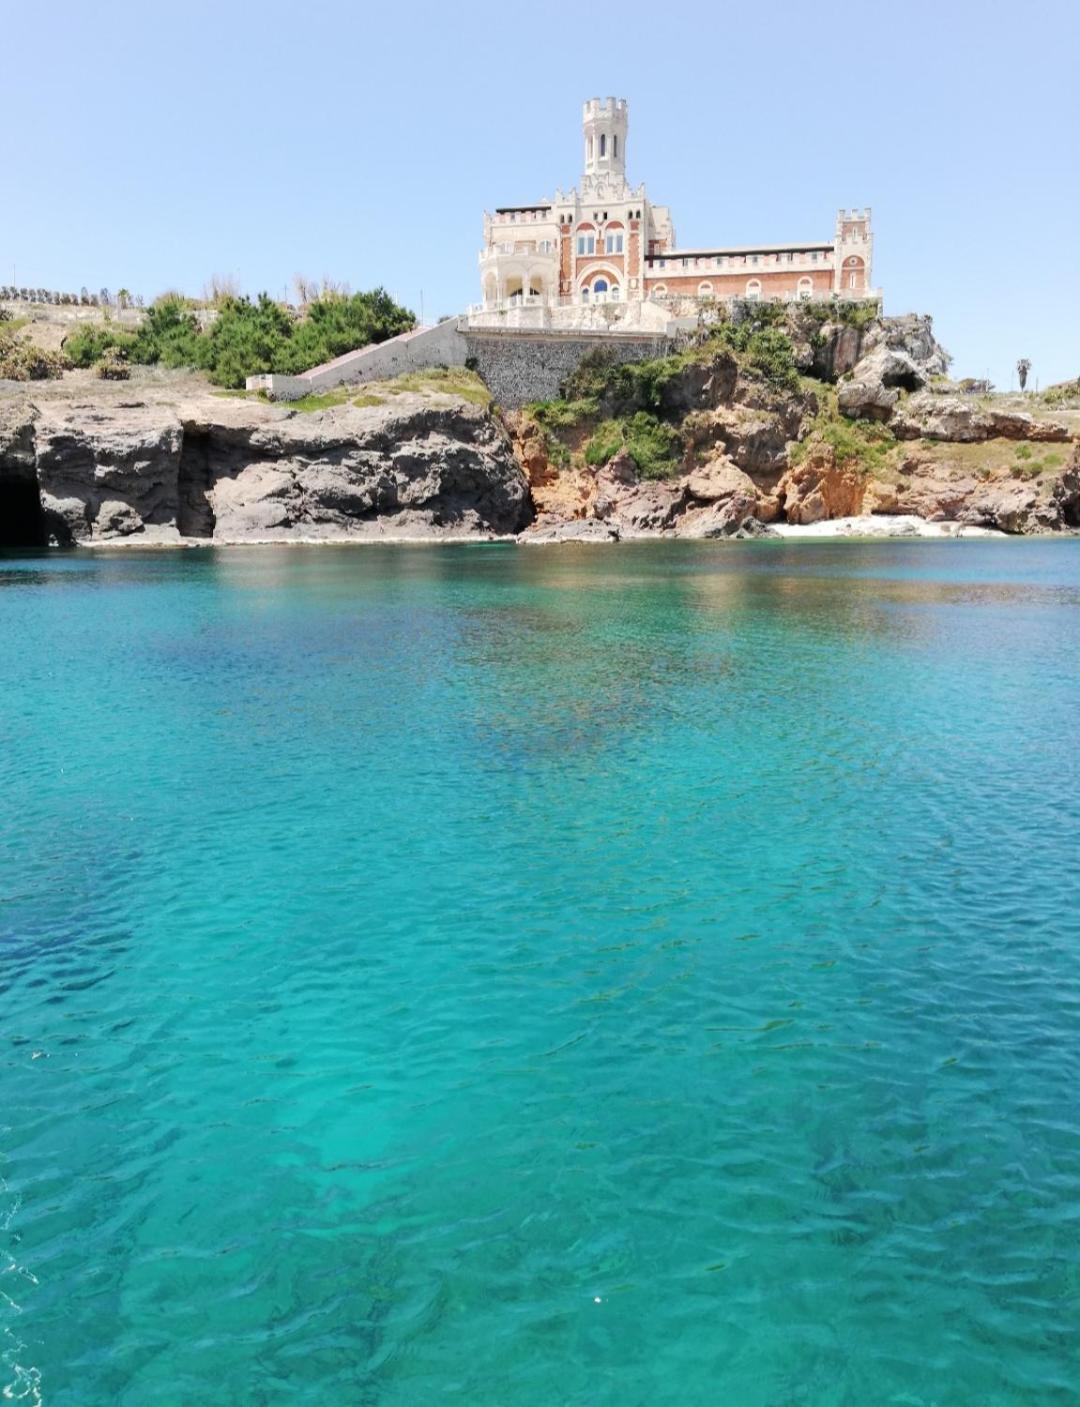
[463,329,673,406]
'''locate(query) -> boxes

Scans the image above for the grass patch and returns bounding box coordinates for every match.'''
[281,368,489,414]
[526,397,599,430]
[583,412,681,479]
[286,388,354,412]
[384,366,491,405]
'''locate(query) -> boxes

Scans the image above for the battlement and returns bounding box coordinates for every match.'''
[583,97,628,119]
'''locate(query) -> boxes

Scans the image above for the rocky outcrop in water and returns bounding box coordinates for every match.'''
[0,382,531,545]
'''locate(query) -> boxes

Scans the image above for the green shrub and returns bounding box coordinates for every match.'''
[0,337,68,380]
[583,412,681,478]
[584,419,625,466]
[1014,444,1032,460]
[97,346,130,380]
[62,287,415,389]
[625,411,681,478]
[791,391,896,475]
[65,323,132,367]
[527,397,598,430]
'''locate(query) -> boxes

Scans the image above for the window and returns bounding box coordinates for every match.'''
[605,233,624,254]
[612,135,618,159]
[681,258,689,268]
[746,279,762,301]
[610,284,620,300]
[787,252,794,263]
[577,235,595,255]
[698,281,713,297]
[751,255,759,265]
[593,278,608,293]
[600,134,606,157]
[797,277,813,301]
[811,252,819,262]
[651,283,668,299]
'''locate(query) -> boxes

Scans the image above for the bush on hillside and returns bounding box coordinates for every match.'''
[584,411,681,479]
[0,336,68,380]
[66,287,415,388]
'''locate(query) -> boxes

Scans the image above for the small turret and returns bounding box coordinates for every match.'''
[582,97,628,182]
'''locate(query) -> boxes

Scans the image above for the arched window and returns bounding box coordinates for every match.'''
[797,277,813,300]
[593,278,609,294]
[612,135,618,159]
[651,283,668,299]
[599,134,606,157]
[746,279,762,301]
[843,256,865,292]
[697,281,713,297]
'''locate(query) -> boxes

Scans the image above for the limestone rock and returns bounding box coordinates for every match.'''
[777,447,870,525]
[892,392,1072,443]
[593,454,688,536]
[0,383,531,544]
[837,378,899,422]
[675,497,769,538]
[684,455,757,503]
[518,518,619,544]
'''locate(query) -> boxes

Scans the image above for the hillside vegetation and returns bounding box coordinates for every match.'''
[63,289,415,389]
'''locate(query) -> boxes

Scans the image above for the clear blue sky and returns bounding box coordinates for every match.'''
[6,0,1078,389]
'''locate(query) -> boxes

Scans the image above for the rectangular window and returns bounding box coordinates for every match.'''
[751,255,759,265]
[577,236,595,255]
[605,234,623,254]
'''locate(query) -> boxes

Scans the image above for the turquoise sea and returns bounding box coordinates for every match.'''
[2,540,1079,1405]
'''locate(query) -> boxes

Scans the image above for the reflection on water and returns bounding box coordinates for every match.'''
[2,540,1080,1405]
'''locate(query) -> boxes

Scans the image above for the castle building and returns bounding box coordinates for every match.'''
[475,98,876,322]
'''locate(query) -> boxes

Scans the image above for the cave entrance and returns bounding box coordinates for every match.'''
[0,476,47,548]
[177,429,216,539]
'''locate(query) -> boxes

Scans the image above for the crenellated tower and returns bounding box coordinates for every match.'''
[582,97,629,196]
[834,208,873,295]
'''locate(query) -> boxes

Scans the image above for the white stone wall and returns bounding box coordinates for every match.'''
[247,320,468,400]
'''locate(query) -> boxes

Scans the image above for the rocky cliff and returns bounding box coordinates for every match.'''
[1,311,1078,549]
[0,374,531,545]
[506,308,1080,540]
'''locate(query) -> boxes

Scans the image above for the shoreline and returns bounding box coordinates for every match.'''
[42,514,1075,551]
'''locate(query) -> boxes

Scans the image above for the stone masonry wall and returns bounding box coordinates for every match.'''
[464,330,673,407]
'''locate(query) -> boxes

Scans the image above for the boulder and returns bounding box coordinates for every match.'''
[892,392,1072,443]
[518,518,619,544]
[593,452,688,535]
[837,377,899,422]
[675,496,769,538]
[684,455,757,503]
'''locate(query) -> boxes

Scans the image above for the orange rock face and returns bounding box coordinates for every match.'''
[776,447,869,525]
